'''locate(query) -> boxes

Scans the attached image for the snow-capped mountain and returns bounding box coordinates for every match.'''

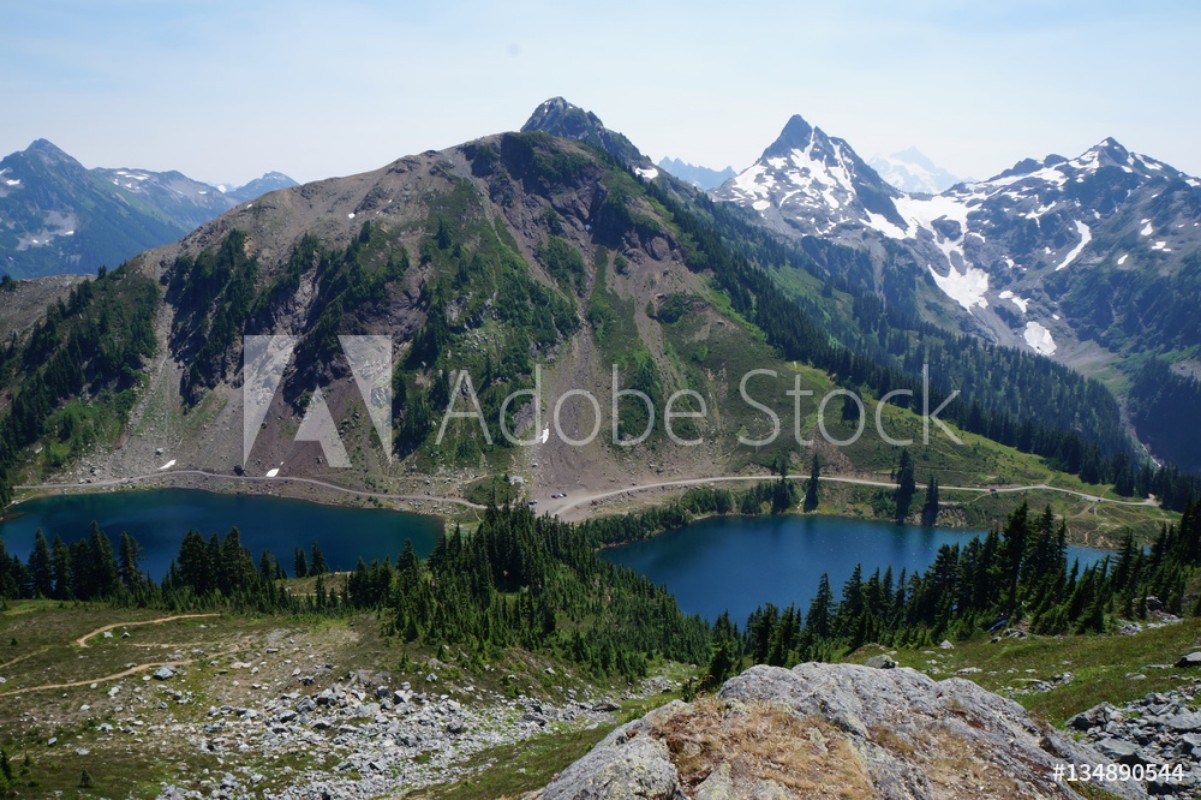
[91,165,242,232]
[713,117,1201,363]
[869,147,964,194]
[711,115,906,240]
[0,140,296,279]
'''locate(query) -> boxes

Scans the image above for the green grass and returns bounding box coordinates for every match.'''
[409,688,683,800]
[847,618,1201,727]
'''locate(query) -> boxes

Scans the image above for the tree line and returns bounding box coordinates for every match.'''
[702,499,1201,687]
[0,504,708,682]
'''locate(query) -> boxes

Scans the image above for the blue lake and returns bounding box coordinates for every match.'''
[1,493,1108,621]
[600,514,1108,623]
[0,489,443,578]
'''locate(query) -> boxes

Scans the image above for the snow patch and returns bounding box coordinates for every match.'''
[266,467,280,478]
[347,212,356,219]
[1117,253,1128,265]
[634,166,659,181]
[157,459,176,471]
[1054,220,1091,271]
[863,211,907,239]
[539,427,550,444]
[929,265,990,311]
[1140,220,1154,236]
[1023,321,1057,356]
[752,199,771,211]
[3,178,20,187]
[998,290,1029,313]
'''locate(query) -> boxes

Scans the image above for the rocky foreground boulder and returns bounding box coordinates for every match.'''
[536,662,1146,799]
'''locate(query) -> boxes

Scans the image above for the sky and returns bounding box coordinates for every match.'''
[2,1,1199,186]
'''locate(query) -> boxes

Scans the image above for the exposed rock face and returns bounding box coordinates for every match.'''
[537,662,1146,800]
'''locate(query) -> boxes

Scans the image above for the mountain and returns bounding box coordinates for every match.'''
[536,662,1142,800]
[225,171,297,202]
[711,114,908,241]
[713,116,1201,424]
[657,156,736,190]
[3,100,1193,514]
[716,117,1201,359]
[869,147,964,194]
[522,97,650,168]
[0,139,296,279]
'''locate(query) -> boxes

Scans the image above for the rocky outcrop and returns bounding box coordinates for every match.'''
[1070,684,1201,798]
[536,662,1146,800]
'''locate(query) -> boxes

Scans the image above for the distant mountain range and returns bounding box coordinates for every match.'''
[712,115,1201,365]
[657,157,736,190]
[1,98,1198,476]
[0,139,295,278]
[869,147,965,194]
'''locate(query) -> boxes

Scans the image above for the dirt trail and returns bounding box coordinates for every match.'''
[76,613,220,648]
[0,650,239,697]
[548,473,1160,519]
[16,469,487,510]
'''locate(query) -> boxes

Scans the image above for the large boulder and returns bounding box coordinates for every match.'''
[535,663,1145,800]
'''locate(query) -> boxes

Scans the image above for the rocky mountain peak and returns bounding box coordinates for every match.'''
[521,97,646,166]
[762,113,816,158]
[18,138,81,169]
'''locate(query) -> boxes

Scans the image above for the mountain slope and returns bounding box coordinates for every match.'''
[712,116,1201,470]
[714,117,1201,363]
[1,107,1192,518]
[0,139,295,279]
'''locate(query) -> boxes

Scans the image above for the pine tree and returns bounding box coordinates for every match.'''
[804,454,820,512]
[806,573,833,638]
[89,522,119,597]
[920,474,939,526]
[895,450,917,523]
[310,542,328,575]
[118,532,144,590]
[28,530,52,598]
[293,547,308,579]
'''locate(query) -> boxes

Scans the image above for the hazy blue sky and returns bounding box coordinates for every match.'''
[3,1,1198,185]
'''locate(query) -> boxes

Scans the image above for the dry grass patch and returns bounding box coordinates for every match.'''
[647,697,873,798]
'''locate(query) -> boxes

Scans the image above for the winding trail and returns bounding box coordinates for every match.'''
[75,613,220,648]
[547,474,1159,518]
[15,469,1156,523]
[16,469,487,511]
[0,650,240,697]
[0,614,233,698]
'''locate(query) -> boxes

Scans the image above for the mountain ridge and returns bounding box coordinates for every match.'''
[0,138,296,279]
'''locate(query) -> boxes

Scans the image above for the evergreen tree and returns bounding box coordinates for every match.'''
[293,547,308,579]
[895,450,917,523]
[88,522,120,598]
[118,532,144,590]
[52,535,74,599]
[920,475,939,526]
[28,530,52,598]
[804,454,820,512]
[310,542,328,575]
[806,573,834,639]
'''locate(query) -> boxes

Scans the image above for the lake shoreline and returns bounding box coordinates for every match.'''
[10,468,466,526]
[8,468,1133,552]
